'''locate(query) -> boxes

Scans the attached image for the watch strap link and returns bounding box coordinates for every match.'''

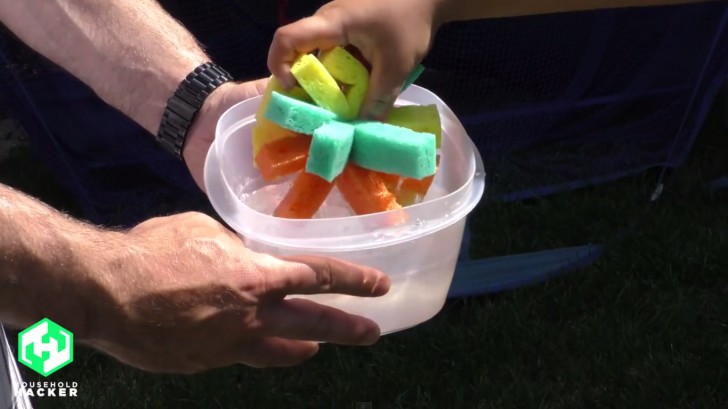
[156,62,234,160]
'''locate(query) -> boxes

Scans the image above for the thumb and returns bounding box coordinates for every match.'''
[360,50,412,120]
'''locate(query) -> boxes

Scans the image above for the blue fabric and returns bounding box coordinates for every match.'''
[708,176,728,193]
[449,244,604,297]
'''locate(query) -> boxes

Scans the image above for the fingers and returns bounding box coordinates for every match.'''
[267,9,412,119]
[259,298,381,345]
[268,14,347,89]
[260,254,391,297]
[360,49,413,120]
[240,337,319,368]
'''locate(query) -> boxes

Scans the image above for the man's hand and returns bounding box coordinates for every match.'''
[183,79,268,190]
[88,212,390,373]
[1,180,389,374]
[267,0,444,120]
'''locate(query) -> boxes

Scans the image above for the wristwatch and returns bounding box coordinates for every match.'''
[156,62,235,161]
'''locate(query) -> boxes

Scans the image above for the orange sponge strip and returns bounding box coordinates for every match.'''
[336,164,402,215]
[254,135,311,181]
[374,171,401,192]
[273,171,334,219]
[400,156,440,195]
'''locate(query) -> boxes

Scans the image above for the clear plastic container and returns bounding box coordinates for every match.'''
[204,85,485,335]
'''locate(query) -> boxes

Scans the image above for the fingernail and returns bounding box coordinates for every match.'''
[372,274,391,296]
[362,323,381,345]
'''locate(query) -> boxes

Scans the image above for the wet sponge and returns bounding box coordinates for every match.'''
[386,105,442,148]
[290,53,351,119]
[350,121,436,180]
[306,121,355,182]
[255,75,310,122]
[264,91,338,135]
[252,77,311,161]
[252,120,300,158]
[319,46,369,118]
[255,134,311,181]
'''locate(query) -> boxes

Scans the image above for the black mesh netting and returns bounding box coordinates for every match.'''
[0,0,727,226]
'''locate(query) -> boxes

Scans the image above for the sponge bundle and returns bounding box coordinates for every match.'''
[251,46,442,219]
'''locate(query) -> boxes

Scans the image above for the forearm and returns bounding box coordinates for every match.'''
[0,184,120,338]
[439,0,718,22]
[0,0,208,135]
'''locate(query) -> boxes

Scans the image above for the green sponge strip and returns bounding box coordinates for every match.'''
[402,64,425,91]
[264,91,338,135]
[306,121,355,182]
[351,121,436,179]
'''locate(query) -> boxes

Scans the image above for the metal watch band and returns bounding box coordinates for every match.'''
[156,62,234,160]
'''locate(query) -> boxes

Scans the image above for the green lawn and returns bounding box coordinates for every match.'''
[1,98,727,408]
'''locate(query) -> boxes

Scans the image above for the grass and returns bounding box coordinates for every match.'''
[1,98,727,408]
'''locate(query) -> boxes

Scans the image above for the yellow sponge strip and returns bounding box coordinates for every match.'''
[319,47,369,83]
[290,54,352,119]
[319,47,369,118]
[386,105,442,147]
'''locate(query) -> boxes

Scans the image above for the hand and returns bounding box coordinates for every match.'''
[87,212,390,373]
[183,79,269,191]
[267,0,444,119]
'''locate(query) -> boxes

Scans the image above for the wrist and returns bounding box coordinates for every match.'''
[130,55,208,136]
[155,62,236,161]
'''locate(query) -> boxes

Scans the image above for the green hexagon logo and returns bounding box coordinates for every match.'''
[17,318,73,377]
